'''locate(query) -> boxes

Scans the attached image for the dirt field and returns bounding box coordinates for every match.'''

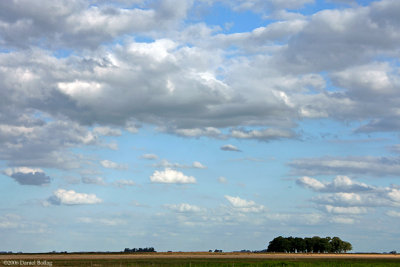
[0,252,399,260]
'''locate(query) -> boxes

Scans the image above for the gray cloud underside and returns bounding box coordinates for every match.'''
[1,0,400,169]
[0,119,97,169]
[0,0,191,49]
[10,172,50,186]
[290,156,400,177]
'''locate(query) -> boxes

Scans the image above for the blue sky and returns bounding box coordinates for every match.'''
[1,0,400,253]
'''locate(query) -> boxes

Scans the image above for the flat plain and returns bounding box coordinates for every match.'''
[1,252,400,266]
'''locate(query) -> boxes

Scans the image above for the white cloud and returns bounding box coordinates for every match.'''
[48,189,102,205]
[93,126,121,136]
[150,168,196,184]
[297,176,326,191]
[224,195,265,213]
[387,188,400,203]
[100,160,127,170]
[164,203,203,213]
[300,176,400,213]
[214,19,308,49]
[325,205,367,214]
[220,144,241,152]
[192,161,207,169]
[297,175,373,192]
[225,195,254,207]
[167,127,222,138]
[231,128,295,141]
[3,167,43,176]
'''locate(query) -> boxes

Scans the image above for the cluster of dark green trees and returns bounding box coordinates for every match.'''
[124,247,156,253]
[267,236,352,253]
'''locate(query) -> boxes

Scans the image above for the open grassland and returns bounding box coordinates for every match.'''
[1,253,399,266]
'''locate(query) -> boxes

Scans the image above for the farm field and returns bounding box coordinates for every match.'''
[1,253,399,266]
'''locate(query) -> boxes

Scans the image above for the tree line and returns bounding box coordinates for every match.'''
[124,247,156,253]
[267,236,352,253]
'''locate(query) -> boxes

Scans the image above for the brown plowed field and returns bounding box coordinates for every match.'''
[0,252,399,260]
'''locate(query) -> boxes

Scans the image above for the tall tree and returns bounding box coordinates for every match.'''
[267,236,290,252]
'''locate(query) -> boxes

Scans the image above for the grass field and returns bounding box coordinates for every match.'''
[1,253,399,266]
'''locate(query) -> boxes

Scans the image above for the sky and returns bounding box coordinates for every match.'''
[1,0,400,253]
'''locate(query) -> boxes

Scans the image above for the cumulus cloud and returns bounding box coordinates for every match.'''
[298,176,400,217]
[0,1,400,166]
[0,0,192,49]
[192,161,207,169]
[3,167,50,186]
[297,175,373,192]
[220,144,241,152]
[224,195,265,213]
[47,189,102,205]
[297,176,326,191]
[150,168,196,184]
[276,1,400,73]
